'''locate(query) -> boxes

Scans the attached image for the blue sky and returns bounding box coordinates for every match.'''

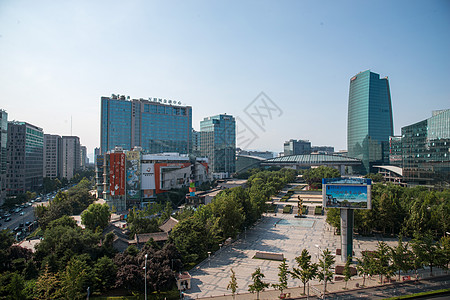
[1,0,449,159]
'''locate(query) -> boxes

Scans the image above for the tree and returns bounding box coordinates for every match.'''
[317,248,335,294]
[272,259,289,296]
[227,268,238,300]
[93,256,117,293]
[6,272,26,300]
[343,257,353,289]
[390,236,413,281]
[81,203,111,231]
[290,249,318,295]
[374,241,394,284]
[303,166,340,189]
[438,236,450,272]
[60,257,90,299]
[33,265,62,300]
[248,267,269,300]
[411,232,439,276]
[356,252,376,287]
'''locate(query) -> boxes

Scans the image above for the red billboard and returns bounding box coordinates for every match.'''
[109,153,125,196]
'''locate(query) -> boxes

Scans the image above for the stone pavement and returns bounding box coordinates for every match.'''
[184,212,400,299]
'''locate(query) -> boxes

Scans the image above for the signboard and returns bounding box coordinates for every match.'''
[322,178,371,209]
[109,153,125,196]
[126,151,141,200]
[141,163,155,190]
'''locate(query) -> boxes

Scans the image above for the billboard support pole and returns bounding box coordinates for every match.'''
[340,208,354,263]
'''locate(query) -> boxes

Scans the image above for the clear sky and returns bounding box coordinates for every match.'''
[1,0,449,159]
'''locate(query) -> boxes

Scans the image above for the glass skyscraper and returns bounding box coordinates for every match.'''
[347,70,393,174]
[200,114,236,176]
[402,109,450,185]
[0,110,7,205]
[100,95,192,154]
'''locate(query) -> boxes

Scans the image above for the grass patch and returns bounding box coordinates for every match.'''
[383,288,450,299]
[283,205,292,214]
[314,206,323,215]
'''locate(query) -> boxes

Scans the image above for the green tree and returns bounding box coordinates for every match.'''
[272,259,289,296]
[343,257,353,289]
[411,232,439,276]
[248,267,269,300]
[390,236,413,281]
[81,203,111,231]
[374,241,394,284]
[60,258,90,299]
[6,272,26,300]
[317,248,335,294]
[93,256,117,293]
[290,249,318,295]
[303,166,340,189]
[33,265,62,300]
[227,268,238,300]
[438,236,450,272]
[356,252,374,287]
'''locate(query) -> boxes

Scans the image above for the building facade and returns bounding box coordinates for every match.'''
[0,110,7,205]
[389,136,402,167]
[283,139,311,156]
[311,146,334,154]
[100,94,192,155]
[98,149,210,211]
[81,145,87,169]
[200,114,236,177]
[401,109,450,186]
[347,70,393,174]
[43,134,62,179]
[6,122,44,195]
[61,136,81,180]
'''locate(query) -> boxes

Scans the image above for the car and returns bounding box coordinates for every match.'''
[19,212,24,216]
[13,226,21,232]
[5,217,11,222]
[4,213,11,217]
[25,221,31,226]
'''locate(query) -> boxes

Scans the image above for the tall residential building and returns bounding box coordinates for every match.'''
[192,129,201,157]
[401,109,450,185]
[43,134,62,179]
[81,145,87,169]
[6,121,44,195]
[200,114,236,177]
[100,94,192,154]
[94,147,100,165]
[347,70,393,174]
[283,139,311,156]
[62,136,81,180]
[0,110,7,205]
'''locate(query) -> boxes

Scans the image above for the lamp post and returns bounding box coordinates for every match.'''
[208,251,211,267]
[144,254,148,300]
[315,245,326,300]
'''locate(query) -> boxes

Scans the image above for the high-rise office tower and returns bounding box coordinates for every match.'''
[402,109,450,185]
[6,121,44,195]
[283,139,311,156]
[0,110,7,205]
[347,70,393,174]
[61,136,81,180]
[43,134,62,179]
[200,114,236,177]
[100,94,192,154]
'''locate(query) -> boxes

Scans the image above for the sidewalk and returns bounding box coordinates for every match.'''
[192,269,450,299]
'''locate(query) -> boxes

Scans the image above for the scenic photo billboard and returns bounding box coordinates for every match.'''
[322,178,372,209]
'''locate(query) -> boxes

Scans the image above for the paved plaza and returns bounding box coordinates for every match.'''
[184,209,399,299]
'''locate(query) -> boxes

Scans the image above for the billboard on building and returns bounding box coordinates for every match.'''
[322,178,372,209]
[109,153,125,196]
[126,151,141,200]
[141,163,155,190]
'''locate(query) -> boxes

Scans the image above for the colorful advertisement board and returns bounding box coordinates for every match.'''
[109,153,125,196]
[126,151,141,200]
[322,178,371,209]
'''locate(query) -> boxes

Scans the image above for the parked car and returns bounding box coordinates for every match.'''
[5,217,11,222]
[19,212,24,216]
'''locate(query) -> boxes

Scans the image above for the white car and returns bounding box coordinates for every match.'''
[20,212,24,216]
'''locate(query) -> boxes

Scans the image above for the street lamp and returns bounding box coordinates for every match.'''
[208,251,211,267]
[144,254,148,300]
[315,245,326,300]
